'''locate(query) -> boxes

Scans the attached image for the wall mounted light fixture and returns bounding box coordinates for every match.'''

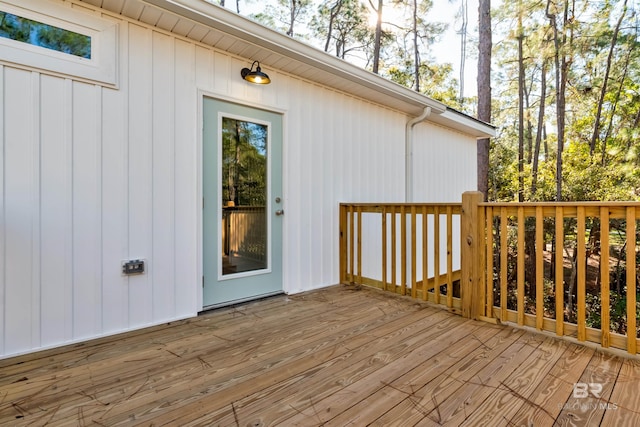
[240,60,271,84]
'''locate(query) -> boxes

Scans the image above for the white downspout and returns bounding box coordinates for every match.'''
[405,106,432,202]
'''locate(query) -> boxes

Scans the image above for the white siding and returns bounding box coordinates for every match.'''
[412,123,477,202]
[0,1,476,358]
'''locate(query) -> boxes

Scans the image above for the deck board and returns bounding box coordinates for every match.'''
[0,284,633,426]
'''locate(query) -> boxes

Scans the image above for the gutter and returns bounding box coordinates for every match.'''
[405,107,432,202]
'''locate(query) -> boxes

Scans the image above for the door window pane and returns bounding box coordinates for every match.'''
[221,118,268,275]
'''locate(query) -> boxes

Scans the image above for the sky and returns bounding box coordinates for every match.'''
[429,0,480,98]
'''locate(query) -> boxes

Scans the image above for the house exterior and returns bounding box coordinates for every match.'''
[0,0,494,359]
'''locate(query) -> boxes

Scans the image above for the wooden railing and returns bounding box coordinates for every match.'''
[340,193,640,355]
[222,206,267,262]
[339,203,463,312]
[464,192,640,355]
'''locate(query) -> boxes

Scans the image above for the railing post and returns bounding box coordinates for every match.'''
[461,192,484,319]
[339,204,347,284]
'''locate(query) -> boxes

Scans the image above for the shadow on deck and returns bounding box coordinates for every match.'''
[1,285,638,426]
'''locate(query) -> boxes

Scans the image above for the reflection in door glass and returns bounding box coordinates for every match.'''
[221,117,268,275]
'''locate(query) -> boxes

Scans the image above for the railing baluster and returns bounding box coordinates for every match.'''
[357,205,363,286]
[391,206,396,294]
[500,207,508,322]
[411,206,417,299]
[401,205,407,296]
[447,206,454,309]
[517,206,525,326]
[536,206,544,330]
[339,204,347,284]
[555,206,564,337]
[434,206,441,304]
[382,205,387,292]
[349,205,355,284]
[479,204,487,317]
[422,205,428,301]
[626,206,636,354]
[485,206,493,318]
[577,206,586,342]
[601,206,610,348]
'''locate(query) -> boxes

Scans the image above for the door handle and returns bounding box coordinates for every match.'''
[275,210,284,216]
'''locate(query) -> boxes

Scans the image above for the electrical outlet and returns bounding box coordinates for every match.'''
[122,259,145,275]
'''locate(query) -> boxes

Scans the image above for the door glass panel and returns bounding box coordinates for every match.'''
[221,117,268,276]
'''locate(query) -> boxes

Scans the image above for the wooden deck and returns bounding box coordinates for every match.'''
[1,285,638,426]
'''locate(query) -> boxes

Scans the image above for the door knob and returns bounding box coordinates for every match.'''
[275,210,284,216]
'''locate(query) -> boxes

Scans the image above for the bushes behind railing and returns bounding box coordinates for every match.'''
[479,198,640,354]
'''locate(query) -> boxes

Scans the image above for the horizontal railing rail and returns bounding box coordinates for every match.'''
[339,203,463,312]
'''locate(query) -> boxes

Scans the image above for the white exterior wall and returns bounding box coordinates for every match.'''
[0,1,476,358]
[0,3,406,358]
[412,123,477,202]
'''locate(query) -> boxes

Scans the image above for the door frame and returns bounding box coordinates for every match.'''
[197,91,287,311]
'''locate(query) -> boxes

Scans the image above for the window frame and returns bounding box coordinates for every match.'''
[0,0,118,86]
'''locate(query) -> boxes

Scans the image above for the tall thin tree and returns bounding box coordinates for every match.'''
[517,0,525,202]
[590,0,628,156]
[369,0,384,73]
[477,0,491,199]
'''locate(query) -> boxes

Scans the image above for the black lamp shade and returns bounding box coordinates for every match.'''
[241,61,271,84]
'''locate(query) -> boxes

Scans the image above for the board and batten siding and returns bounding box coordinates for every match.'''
[0,1,475,358]
[412,123,477,202]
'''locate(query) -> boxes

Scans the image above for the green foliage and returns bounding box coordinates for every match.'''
[221,119,268,206]
[586,291,640,337]
[562,143,640,201]
[252,0,313,37]
[309,0,373,59]
[386,61,459,104]
[489,0,640,202]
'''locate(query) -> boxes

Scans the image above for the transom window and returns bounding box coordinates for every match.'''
[0,0,118,86]
[0,11,91,59]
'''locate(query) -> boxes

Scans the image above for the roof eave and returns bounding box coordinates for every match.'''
[430,108,496,139]
[141,0,495,137]
[143,0,447,109]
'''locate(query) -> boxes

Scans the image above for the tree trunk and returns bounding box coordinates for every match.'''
[602,41,633,166]
[324,1,343,53]
[517,0,525,202]
[531,60,547,198]
[413,0,420,91]
[370,0,383,74]
[590,0,627,155]
[458,0,468,104]
[547,0,570,202]
[286,0,299,37]
[477,0,491,200]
